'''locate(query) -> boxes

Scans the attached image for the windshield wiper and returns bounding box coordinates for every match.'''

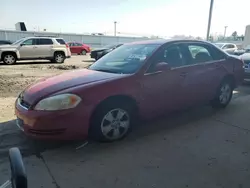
[94,69,120,74]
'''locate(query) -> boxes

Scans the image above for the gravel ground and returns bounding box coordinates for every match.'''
[0,55,93,122]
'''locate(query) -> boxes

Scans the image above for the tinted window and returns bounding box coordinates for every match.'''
[224,44,235,49]
[214,43,224,48]
[39,39,53,45]
[228,44,235,48]
[0,40,11,45]
[22,39,35,45]
[187,44,213,64]
[75,43,82,46]
[210,46,227,60]
[56,39,66,44]
[89,44,160,74]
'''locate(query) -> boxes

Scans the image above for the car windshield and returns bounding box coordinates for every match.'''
[12,38,25,45]
[214,43,224,48]
[89,44,160,74]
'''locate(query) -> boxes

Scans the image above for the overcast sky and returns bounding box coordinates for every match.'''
[1,0,249,37]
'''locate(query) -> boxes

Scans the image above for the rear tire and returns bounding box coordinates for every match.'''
[89,101,135,142]
[52,52,65,63]
[2,53,17,65]
[211,79,233,109]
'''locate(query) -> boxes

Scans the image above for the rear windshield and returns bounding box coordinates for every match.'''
[56,39,66,45]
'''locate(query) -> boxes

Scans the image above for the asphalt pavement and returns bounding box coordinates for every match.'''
[0,84,250,188]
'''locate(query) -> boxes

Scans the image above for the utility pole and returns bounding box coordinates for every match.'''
[224,26,228,39]
[114,21,117,36]
[206,0,214,41]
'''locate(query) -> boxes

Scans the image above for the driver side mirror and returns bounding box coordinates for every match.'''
[154,62,171,72]
[20,43,25,46]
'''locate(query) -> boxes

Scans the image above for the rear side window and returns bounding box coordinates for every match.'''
[187,44,213,64]
[56,39,66,45]
[38,39,53,45]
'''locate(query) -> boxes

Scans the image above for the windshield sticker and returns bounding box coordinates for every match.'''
[127,54,147,61]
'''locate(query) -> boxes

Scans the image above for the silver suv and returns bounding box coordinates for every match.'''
[0,37,71,65]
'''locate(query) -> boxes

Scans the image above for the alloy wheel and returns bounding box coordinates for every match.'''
[219,83,231,104]
[55,54,64,63]
[4,55,15,64]
[101,108,130,140]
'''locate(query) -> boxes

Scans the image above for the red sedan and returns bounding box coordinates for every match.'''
[15,39,244,141]
[67,42,91,55]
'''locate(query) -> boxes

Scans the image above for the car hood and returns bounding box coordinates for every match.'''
[0,45,18,50]
[23,69,125,105]
[91,48,108,52]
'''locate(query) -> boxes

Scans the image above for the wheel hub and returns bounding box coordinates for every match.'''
[101,108,130,140]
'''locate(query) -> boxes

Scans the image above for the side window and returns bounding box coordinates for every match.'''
[228,44,235,48]
[187,44,213,64]
[76,43,82,46]
[210,46,227,60]
[148,44,185,72]
[22,39,34,45]
[39,39,53,45]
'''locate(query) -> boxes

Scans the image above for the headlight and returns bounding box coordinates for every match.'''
[34,94,81,111]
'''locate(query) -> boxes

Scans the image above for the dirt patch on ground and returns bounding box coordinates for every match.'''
[0,56,92,122]
[47,65,80,70]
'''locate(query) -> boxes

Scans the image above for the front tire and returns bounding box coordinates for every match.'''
[3,53,17,65]
[81,50,87,55]
[53,52,65,63]
[211,79,233,109]
[89,101,134,142]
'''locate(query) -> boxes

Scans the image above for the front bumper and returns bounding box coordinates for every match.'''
[15,101,91,140]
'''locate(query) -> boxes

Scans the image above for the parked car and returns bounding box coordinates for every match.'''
[0,40,12,45]
[90,43,123,60]
[214,42,238,55]
[239,50,250,81]
[0,37,71,65]
[15,39,244,142]
[67,42,91,55]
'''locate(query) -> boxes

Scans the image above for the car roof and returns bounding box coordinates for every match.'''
[125,39,212,45]
[22,36,64,39]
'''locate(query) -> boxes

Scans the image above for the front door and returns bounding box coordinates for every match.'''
[138,44,187,118]
[18,38,38,58]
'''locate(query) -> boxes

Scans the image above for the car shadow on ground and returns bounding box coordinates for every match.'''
[0,104,219,160]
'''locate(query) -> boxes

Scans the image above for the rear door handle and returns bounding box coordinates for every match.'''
[180,72,188,77]
[33,46,38,48]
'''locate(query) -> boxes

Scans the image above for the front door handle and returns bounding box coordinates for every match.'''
[33,46,38,48]
[180,72,188,77]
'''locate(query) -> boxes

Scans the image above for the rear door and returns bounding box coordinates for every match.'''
[74,43,83,54]
[180,42,225,106]
[69,43,78,53]
[36,38,53,57]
